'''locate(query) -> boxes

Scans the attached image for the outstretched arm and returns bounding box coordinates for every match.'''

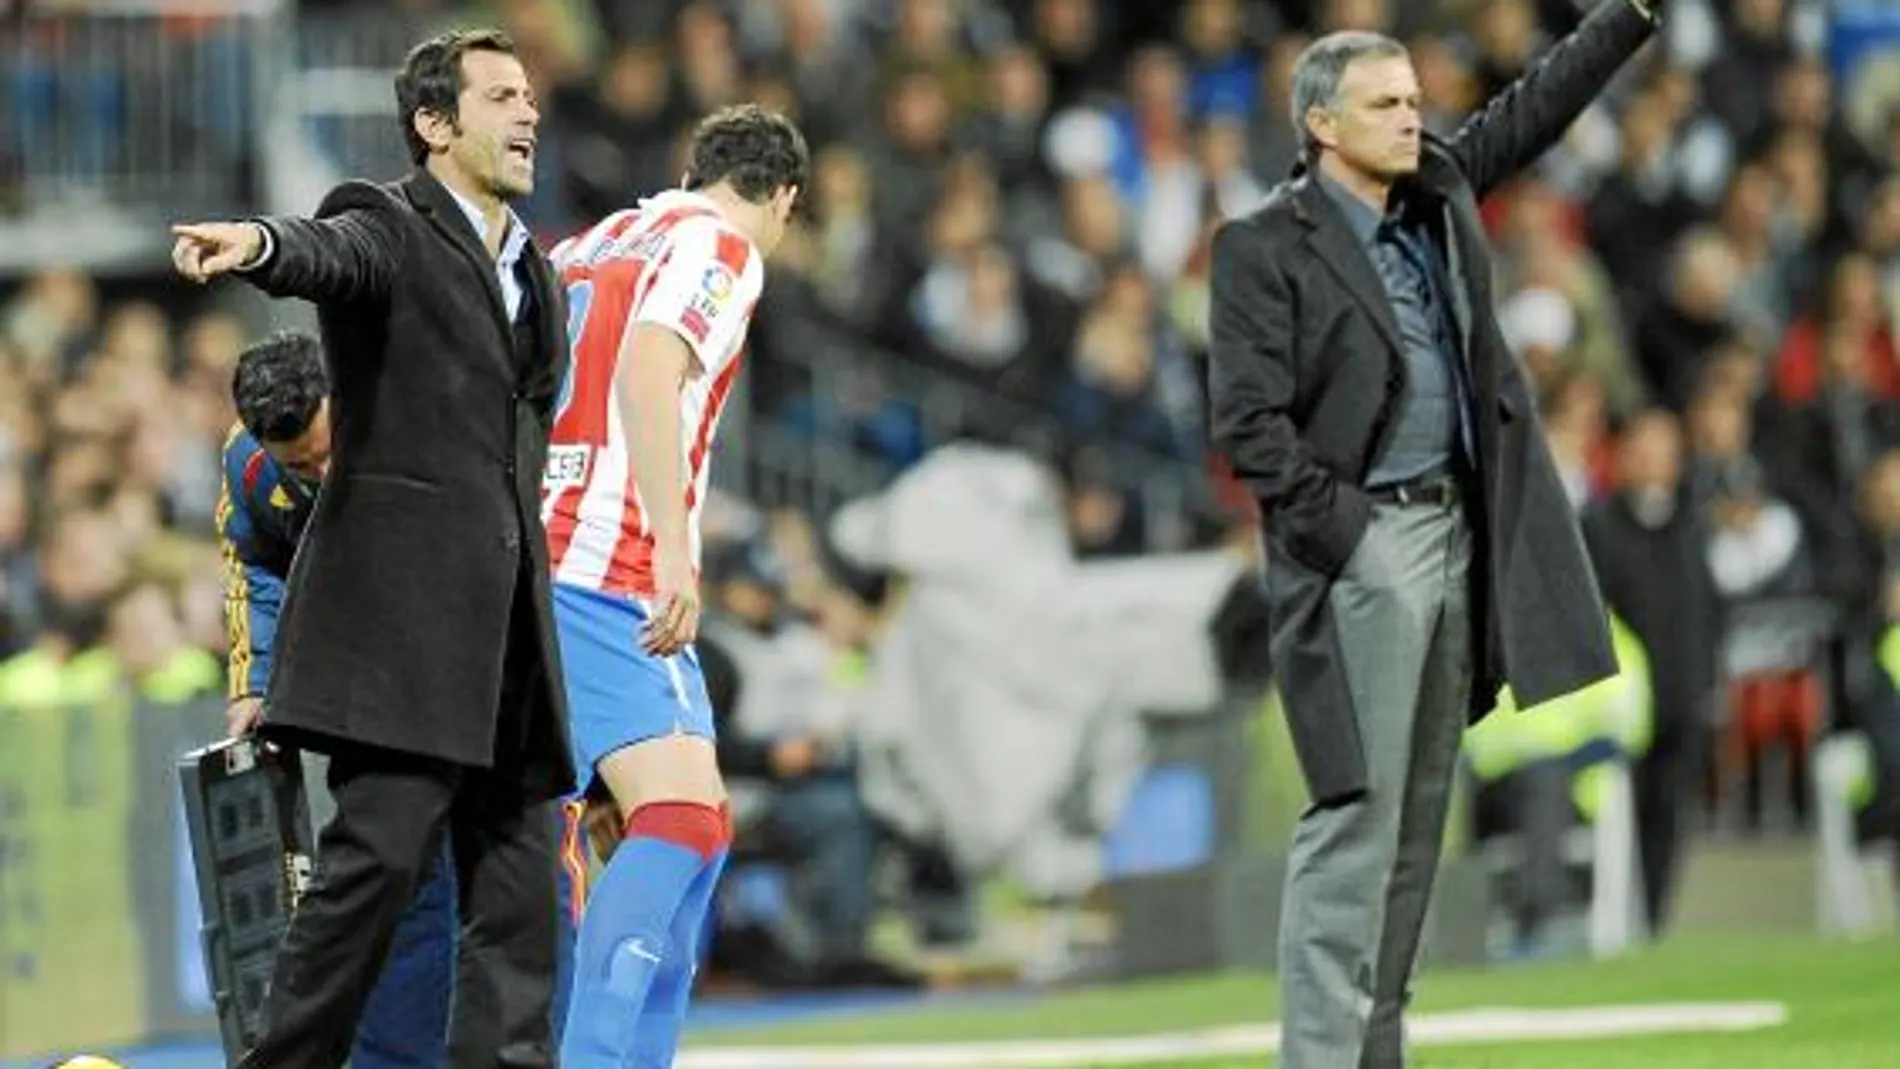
[172,181,402,304]
[1448,0,1659,199]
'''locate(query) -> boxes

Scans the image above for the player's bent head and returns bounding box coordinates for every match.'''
[234,330,332,482]
[683,103,810,244]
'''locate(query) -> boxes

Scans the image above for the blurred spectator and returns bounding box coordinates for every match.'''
[701,539,921,989]
[1765,263,1900,604]
[1059,445,1142,558]
[1715,161,1800,346]
[1114,46,1206,278]
[1692,385,1821,831]
[1582,411,1723,933]
[669,1,743,116]
[1196,113,1269,221]
[1774,252,1900,403]
[1647,66,1738,211]
[804,143,899,330]
[1179,0,1255,117]
[558,38,685,221]
[769,0,873,148]
[1540,370,1611,510]
[866,64,957,231]
[1053,276,1192,460]
[1862,176,1900,300]
[1470,0,1546,102]
[1246,31,1309,181]
[1702,0,1793,150]
[28,507,128,660]
[1408,31,1479,137]
[880,0,985,119]
[963,45,1056,207]
[910,241,1032,374]
[103,577,216,693]
[1586,87,1696,292]
[1496,178,1647,418]
[1635,228,1743,411]
[1023,0,1120,112]
[1500,285,1579,399]
[1024,173,1128,303]
[4,267,97,384]
[1057,308,1166,439]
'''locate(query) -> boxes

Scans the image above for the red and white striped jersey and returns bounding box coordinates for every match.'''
[541,190,765,598]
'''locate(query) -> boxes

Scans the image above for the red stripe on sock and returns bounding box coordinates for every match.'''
[623,801,729,862]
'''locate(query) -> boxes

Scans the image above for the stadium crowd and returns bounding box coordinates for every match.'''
[2,0,1899,981]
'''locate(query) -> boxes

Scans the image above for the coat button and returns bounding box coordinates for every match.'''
[502,529,521,552]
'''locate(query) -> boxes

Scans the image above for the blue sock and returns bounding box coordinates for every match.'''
[629,846,729,1068]
[559,803,725,1069]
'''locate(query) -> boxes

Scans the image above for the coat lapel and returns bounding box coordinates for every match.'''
[1291,175,1405,361]
[1416,143,1477,357]
[519,245,567,402]
[404,170,513,344]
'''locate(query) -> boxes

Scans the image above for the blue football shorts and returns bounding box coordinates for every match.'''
[552,581,716,789]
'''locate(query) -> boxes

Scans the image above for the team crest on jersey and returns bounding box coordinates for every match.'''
[701,262,736,302]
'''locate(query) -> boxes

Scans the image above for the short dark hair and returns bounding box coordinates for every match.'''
[233,331,328,444]
[683,104,810,206]
[395,28,517,166]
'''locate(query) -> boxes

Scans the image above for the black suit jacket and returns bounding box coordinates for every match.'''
[1208,0,1653,804]
[242,169,574,804]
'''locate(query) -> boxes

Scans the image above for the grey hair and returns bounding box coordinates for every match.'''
[1289,30,1409,157]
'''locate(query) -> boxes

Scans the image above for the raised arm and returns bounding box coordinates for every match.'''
[1447,0,1659,199]
[1207,221,1371,577]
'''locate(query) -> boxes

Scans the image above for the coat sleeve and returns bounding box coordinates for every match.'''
[245,180,405,305]
[1207,221,1372,577]
[1446,0,1657,199]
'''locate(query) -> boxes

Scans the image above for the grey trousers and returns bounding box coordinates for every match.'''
[1279,497,1473,1069]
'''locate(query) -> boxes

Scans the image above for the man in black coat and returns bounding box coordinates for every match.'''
[1206,3,1659,1066]
[171,28,572,1069]
[1581,410,1722,936]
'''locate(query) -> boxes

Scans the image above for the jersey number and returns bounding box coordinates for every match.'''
[554,278,593,422]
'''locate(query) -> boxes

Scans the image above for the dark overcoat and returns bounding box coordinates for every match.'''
[244,168,574,803]
[1209,0,1658,804]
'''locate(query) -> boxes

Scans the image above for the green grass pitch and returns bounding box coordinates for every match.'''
[690,933,1899,1067]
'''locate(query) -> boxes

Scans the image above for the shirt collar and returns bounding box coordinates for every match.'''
[1316,171,1384,245]
[445,183,530,270]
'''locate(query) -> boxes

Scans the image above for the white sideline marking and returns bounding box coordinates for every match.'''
[678,1001,1788,1068]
